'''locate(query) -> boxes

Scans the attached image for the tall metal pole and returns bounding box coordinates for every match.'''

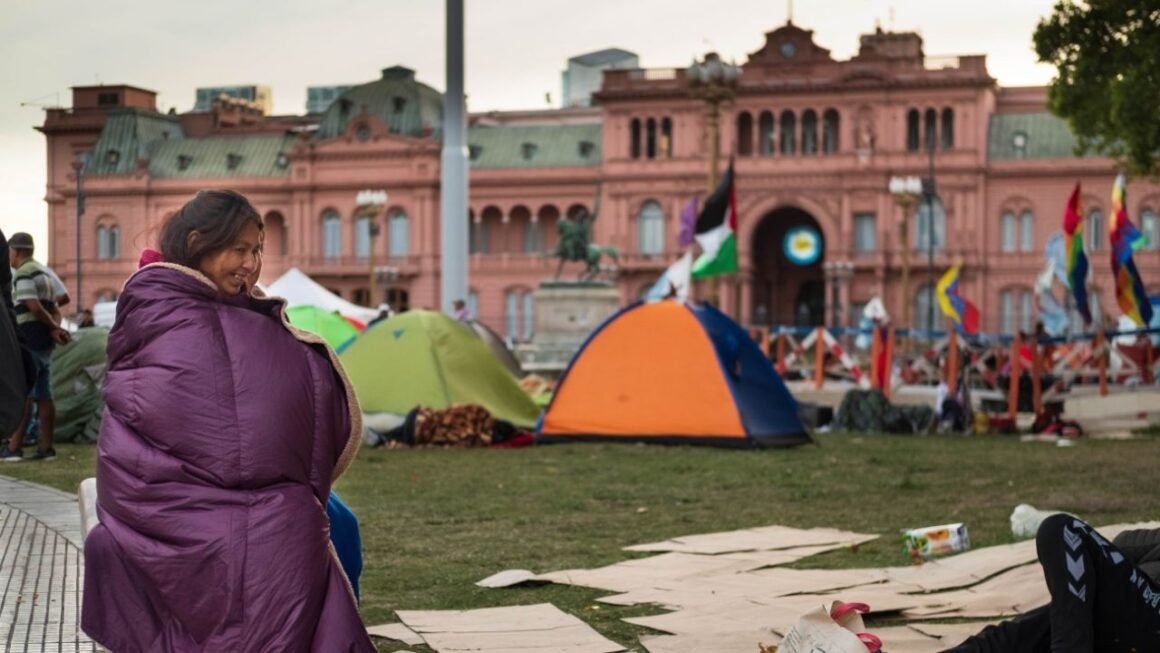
[73,160,86,312]
[899,199,911,331]
[925,140,936,334]
[707,99,720,192]
[440,0,469,314]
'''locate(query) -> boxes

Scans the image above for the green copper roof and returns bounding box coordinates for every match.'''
[315,66,443,140]
[148,134,297,178]
[467,124,602,169]
[87,109,184,175]
[987,112,1093,161]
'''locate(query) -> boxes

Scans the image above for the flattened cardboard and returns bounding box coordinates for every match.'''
[396,603,624,653]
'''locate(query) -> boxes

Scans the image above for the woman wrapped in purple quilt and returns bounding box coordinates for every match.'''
[82,190,376,652]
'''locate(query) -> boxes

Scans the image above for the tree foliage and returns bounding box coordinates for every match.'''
[1034,0,1160,177]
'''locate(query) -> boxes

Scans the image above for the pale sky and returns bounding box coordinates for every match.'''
[0,0,1058,262]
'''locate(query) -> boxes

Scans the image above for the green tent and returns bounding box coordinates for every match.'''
[51,326,109,442]
[339,310,541,427]
[287,305,360,350]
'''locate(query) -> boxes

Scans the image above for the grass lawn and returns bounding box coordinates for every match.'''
[5,433,1160,652]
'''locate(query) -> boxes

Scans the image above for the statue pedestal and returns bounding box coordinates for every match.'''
[516,281,621,377]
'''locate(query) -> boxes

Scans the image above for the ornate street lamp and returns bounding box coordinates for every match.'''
[356,189,388,306]
[888,176,922,331]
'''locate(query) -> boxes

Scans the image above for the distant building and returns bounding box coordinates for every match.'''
[307,85,356,114]
[193,85,272,114]
[561,48,638,107]
[36,22,1160,336]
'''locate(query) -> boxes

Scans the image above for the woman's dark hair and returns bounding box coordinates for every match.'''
[159,190,263,267]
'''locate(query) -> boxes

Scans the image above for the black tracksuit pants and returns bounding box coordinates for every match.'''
[944,514,1160,652]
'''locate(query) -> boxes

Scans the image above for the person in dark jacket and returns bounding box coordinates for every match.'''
[0,229,29,438]
[944,514,1160,652]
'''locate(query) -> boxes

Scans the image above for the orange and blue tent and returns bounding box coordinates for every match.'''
[538,300,809,448]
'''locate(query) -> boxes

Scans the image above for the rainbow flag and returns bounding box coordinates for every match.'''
[935,264,980,334]
[1061,182,1091,326]
[1110,174,1153,326]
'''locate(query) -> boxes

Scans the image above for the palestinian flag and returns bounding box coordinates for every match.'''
[691,162,738,279]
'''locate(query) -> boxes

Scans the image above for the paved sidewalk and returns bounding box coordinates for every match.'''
[0,475,97,652]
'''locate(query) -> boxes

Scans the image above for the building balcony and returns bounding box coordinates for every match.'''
[295,255,422,278]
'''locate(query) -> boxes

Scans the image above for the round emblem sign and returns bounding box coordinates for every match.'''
[783,226,821,265]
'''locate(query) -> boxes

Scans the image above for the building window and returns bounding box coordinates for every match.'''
[822,109,839,154]
[924,108,937,152]
[736,112,753,157]
[759,111,775,156]
[1000,211,1016,253]
[779,111,796,155]
[1142,208,1158,249]
[1000,290,1014,334]
[630,118,641,159]
[322,210,342,258]
[96,224,120,260]
[522,292,534,341]
[351,288,370,307]
[801,110,818,155]
[853,213,876,253]
[646,118,657,159]
[1019,288,1033,333]
[388,210,409,257]
[467,290,478,321]
[524,219,543,254]
[97,92,119,106]
[941,108,954,150]
[660,117,673,158]
[1012,131,1029,158]
[505,290,519,341]
[1087,208,1103,250]
[471,217,488,254]
[1020,210,1034,252]
[913,283,935,331]
[386,288,409,312]
[915,197,946,250]
[906,109,920,151]
[355,215,372,258]
[638,200,664,254]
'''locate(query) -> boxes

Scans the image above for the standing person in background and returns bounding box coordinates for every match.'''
[452,298,470,321]
[3,232,69,462]
[82,190,375,652]
[0,229,29,440]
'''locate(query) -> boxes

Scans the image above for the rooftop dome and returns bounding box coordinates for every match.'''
[315,66,443,140]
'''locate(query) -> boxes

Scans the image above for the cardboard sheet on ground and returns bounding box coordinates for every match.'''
[395,603,624,653]
[625,525,878,554]
[366,623,426,646]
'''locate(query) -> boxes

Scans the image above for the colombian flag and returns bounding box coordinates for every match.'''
[935,264,980,335]
[1110,174,1153,326]
[1061,183,1092,326]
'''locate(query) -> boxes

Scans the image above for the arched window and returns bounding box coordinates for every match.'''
[638,200,664,254]
[322,210,342,258]
[1019,288,1034,333]
[941,108,954,150]
[96,225,108,259]
[758,111,775,156]
[645,118,657,159]
[524,216,543,254]
[109,226,121,259]
[660,117,673,158]
[354,214,372,258]
[822,109,839,154]
[801,110,818,155]
[388,209,409,257]
[522,292,534,341]
[630,118,642,159]
[906,109,920,151]
[1087,208,1103,250]
[1000,211,1016,252]
[1020,210,1034,252]
[924,108,937,152]
[1142,208,1158,249]
[913,283,936,332]
[915,197,946,250]
[736,112,753,157]
[779,110,796,155]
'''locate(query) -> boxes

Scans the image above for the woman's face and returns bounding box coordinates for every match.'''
[198,222,263,295]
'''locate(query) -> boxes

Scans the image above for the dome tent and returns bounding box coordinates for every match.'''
[538,300,809,448]
[338,311,540,428]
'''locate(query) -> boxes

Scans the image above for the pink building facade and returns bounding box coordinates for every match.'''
[37,22,1160,338]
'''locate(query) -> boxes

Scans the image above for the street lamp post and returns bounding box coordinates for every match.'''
[922,142,938,334]
[72,156,87,312]
[356,189,388,306]
[889,176,922,332]
[687,52,739,310]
